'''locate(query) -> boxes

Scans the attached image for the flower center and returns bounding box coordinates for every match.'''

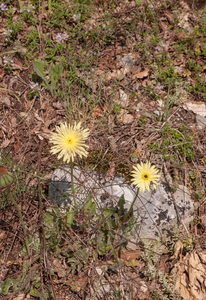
[144,174,148,179]
[67,139,72,144]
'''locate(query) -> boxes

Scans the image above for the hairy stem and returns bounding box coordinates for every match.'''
[123,188,139,223]
[70,158,77,208]
[7,185,30,256]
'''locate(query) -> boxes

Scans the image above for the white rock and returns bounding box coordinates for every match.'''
[49,166,194,247]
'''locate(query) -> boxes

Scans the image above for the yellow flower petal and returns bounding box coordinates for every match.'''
[131,161,160,193]
[49,122,90,162]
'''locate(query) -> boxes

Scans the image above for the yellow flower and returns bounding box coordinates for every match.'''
[49,122,90,162]
[131,161,160,193]
[0,167,13,187]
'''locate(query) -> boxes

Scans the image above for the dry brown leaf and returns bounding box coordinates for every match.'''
[125,259,139,267]
[53,258,66,278]
[183,101,206,117]
[14,137,20,153]
[105,161,115,182]
[1,139,10,148]
[7,258,22,267]
[108,136,117,152]
[120,249,142,261]
[11,62,27,70]
[67,279,81,292]
[171,240,184,259]
[13,294,27,300]
[19,112,31,124]
[52,102,63,109]
[34,112,44,123]
[132,69,149,79]
[106,69,126,81]
[92,105,103,118]
[11,116,17,127]
[76,276,88,290]
[117,109,134,124]
[0,97,10,106]
[173,250,206,300]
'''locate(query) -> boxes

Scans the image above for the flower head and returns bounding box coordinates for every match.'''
[0,167,13,187]
[0,3,8,11]
[49,122,90,162]
[155,46,161,51]
[56,32,67,43]
[131,161,160,193]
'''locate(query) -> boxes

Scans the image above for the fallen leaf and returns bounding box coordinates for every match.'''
[14,137,20,153]
[7,258,22,266]
[182,70,191,78]
[125,259,139,267]
[67,279,81,292]
[11,117,17,127]
[1,139,10,148]
[119,89,129,108]
[0,97,11,106]
[11,63,27,70]
[120,250,142,261]
[34,112,44,123]
[173,250,206,300]
[105,161,115,182]
[132,69,149,79]
[106,69,126,81]
[171,240,184,259]
[183,101,206,117]
[19,112,31,124]
[117,109,134,124]
[53,258,66,278]
[13,294,26,300]
[76,276,88,291]
[108,136,118,152]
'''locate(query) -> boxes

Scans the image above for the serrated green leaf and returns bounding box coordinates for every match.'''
[43,212,54,227]
[33,60,47,83]
[30,288,37,297]
[0,279,12,295]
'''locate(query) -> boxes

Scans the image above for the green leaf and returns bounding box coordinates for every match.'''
[103,207,115,218]
[117,194,125,218]
[33,60,48,83]
[49,63,63,86]
[0,279,12,295]
[43,212,54,227]
[85,195,96,216]
[30,288,37,297]
[147,258,153,266]
[98,241,112,255]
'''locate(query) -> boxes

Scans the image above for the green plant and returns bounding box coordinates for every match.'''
[0,167,30,256]
[148,123,195,164]
[25,27,39,56]
[33,60,63,96]
[113,289,122,299]
[92,194,138,258]
[21,6,37,25]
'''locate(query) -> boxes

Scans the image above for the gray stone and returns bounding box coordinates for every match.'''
[119,55,134,71]
[49,165,194,247]
[196,115,206,130]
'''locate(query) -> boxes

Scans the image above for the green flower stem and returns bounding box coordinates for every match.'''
[7,185,30,257]
[70,158,77,208]
[48,0,52,13]
[123,188,139,223]
[17,0,23,12]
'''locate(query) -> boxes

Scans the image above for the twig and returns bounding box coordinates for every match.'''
[42,228,57,299]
